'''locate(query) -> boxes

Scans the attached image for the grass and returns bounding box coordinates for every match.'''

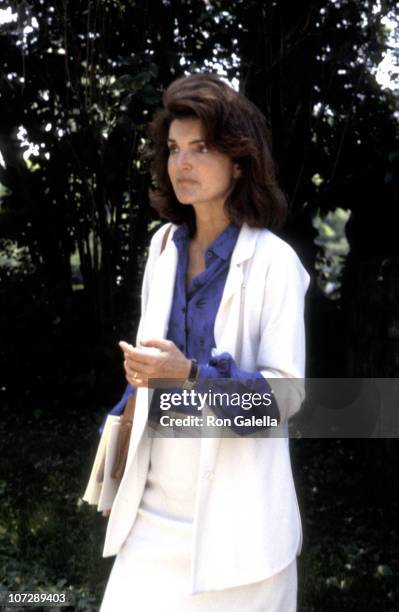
[1,411,398,611]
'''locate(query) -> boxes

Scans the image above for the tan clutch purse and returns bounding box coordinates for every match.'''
[82,393,136,514]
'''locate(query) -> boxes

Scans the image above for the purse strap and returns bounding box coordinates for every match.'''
[160,222,172,253]
[119,391,136,426]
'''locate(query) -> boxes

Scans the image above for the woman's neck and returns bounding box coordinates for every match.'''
[192,207,230,252]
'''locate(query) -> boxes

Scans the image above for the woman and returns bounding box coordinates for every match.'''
[99,73,310,611]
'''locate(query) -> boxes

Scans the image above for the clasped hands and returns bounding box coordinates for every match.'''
[119,338,192,388]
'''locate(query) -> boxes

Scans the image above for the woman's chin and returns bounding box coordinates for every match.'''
[176,198,194,206]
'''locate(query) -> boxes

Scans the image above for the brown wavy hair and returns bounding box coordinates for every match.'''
[144,73,287,230]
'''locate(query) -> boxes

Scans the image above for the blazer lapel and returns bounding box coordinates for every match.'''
[199,226,260,487]
[142,237,178,340]
[214,224,259,346]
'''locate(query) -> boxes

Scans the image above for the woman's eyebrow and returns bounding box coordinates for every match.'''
[167,138,205,145]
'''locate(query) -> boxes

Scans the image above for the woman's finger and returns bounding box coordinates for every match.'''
[140,338,172,351]
[119,340,162,364]
[124,354,159,370]
[126,350,158,366]
[124,362,146,378]
[126,371,145,386]
[123,362,144,383]
[129,361,159,377]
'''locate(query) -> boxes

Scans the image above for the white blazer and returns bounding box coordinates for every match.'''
[102,222,310,594]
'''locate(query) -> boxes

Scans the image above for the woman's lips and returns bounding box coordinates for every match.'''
[177,178,197,184]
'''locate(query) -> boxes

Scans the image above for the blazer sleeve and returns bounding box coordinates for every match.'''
[256,241,310,422]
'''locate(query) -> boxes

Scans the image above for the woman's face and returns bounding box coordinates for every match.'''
[167,117,240,212]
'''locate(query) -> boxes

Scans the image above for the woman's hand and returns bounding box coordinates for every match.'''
[119,339,192,388]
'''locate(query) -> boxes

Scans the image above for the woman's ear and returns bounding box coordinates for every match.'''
[233,163,242,179]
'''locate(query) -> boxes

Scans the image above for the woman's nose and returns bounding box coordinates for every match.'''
[175,151,192,167]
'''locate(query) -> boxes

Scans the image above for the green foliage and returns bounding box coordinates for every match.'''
[0,0,397,335]
[292,439,399,611]
[0,410,113,611]
[1,417,399,611]
[313,207,351,299]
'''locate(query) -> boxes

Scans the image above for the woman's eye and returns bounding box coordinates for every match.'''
[167,144,208,155]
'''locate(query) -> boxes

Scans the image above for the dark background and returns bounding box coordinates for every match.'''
[0,0,398,609]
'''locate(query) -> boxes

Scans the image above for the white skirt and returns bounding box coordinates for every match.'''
[100,436,297,612]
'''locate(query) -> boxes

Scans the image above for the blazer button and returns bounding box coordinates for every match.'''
[204,470,214,480]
